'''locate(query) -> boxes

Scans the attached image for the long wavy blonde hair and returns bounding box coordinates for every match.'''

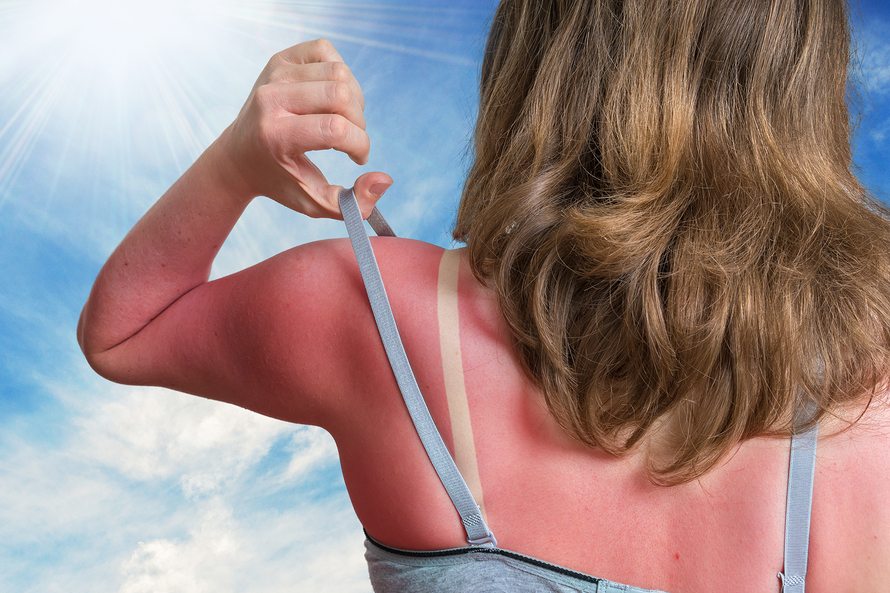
[452,0,890,485]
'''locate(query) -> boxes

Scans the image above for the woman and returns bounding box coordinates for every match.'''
[77,1,890,592]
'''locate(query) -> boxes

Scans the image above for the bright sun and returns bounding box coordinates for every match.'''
[58,0,224,69]
[0,0,478,207]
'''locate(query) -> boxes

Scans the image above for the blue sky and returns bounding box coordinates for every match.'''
[1,1,888,591]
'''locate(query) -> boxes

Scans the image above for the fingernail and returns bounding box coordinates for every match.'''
[369,182,391,199]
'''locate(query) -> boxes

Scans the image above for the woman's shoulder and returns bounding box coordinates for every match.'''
[808,385,890,590]
[306,235,448,280]
[272,236,458,430]
[817,382,890,492]
[817,383,890,460]
[303,235,459,312]
[273,235,450,314]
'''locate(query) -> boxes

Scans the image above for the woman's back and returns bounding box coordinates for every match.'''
[71,0,890,589]
[329,237,890,593]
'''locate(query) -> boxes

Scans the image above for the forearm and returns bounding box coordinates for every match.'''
[77,129,256,356]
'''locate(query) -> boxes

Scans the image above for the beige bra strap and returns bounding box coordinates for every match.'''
[436,248,489,523]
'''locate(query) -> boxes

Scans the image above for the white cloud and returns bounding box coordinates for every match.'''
[0,203,372,593]
[118,494,370,593]
[68,385,290,495]
[0,435,138,546]
[282,424,340,482]
[857,27,890,95]
[0,334,366,593]
[120,497,241,593]
[851,21,890,151]
[869,118,890,144]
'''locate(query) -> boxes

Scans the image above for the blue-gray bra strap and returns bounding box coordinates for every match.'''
[341,185,818,581]
[778,401,819,593]
[338,187,498,548]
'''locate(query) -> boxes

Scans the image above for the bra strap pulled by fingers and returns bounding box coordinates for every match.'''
[338,187,498,548]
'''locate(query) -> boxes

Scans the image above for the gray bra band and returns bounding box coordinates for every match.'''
[337,186,817,585]
[339,187,498,547]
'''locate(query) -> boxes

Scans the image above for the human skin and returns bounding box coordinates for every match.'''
[77,37,393,359]
[75,35,890,593]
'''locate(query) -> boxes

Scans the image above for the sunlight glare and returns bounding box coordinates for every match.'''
[51,0,225,78]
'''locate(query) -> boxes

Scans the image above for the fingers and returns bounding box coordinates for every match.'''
[274,38,345,66]
[271,113,370,166]
[259,80,365,130]
[260,39,370,164]
[268,60,365,111]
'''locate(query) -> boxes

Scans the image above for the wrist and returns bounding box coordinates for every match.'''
[202,126,259,207]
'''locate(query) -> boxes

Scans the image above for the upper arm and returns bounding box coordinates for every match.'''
[84,237,382,429]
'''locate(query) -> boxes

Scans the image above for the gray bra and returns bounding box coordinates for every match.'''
[338,187,819,593]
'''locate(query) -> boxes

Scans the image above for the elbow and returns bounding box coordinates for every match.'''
[76,305,89,356]
[76,306,102,364]
[80,346,133,385]
[82,349,113,381]
[76,306,117,382]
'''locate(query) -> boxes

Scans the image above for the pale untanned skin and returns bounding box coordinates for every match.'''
[77,39,890,593]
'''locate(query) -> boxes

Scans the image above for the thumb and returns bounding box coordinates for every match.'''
[353,172,393,219]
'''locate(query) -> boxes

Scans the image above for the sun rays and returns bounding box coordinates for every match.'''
[0,0,487,217]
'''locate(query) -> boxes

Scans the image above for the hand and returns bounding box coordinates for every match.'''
[218,38,393,220]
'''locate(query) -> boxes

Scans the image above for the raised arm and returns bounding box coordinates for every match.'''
[76,38,393,427]
[76,132,253,358]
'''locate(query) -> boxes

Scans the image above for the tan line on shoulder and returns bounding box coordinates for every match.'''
[437,248,489,522]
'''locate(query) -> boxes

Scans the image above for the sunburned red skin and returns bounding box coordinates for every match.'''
[77,34,890,593]
[333,240,890,593]
[82,224,890,592]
